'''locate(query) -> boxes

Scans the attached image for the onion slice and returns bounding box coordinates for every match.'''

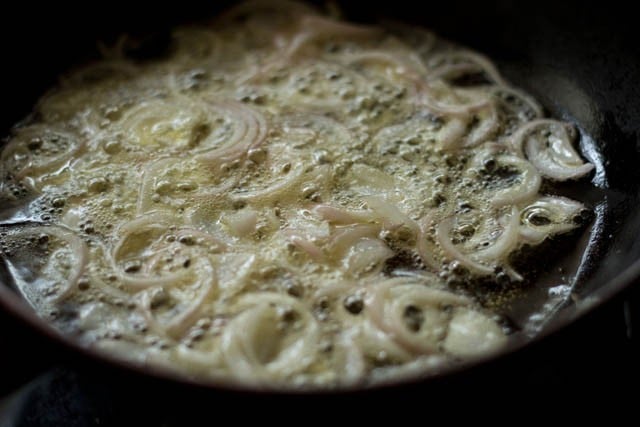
[510,119,594,180]
[7,226,88,302]
[435,207,520,276]
[139,259,217,338]
[221,292,319,383]
[366,278,470,354]
[490,155,542,207]
[426,50,508,87]
[519,196,586,244]
[195,100,268,168]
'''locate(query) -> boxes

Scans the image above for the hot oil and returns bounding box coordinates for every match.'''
[0,2,603,387]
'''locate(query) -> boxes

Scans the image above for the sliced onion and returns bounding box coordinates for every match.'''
[490,155,542,207]
[139,259,217,338]
[416,213,441,272]
[473,206,520,263]
[345,163,399,194]
[366,278,470,354]
[492,86,544,124]
[464,103,499,148]
[510,119,594,180]
[340,49,428,77]
[435,217,494,276]
[327,224,381,259]
[336,50,426,97]
[419,81,493,116]
[223,208,258,238]
[438,117,468,150]
[332,328,366,385]
[363,195,420,236]
[343,237,394,277]
[443,307,507,357]
[426,50,508,86]
[221,292,319,383]
[312,204,375,225]
[111,213,190,291]
[2,126,84,185]
[187,100,268,170]
[7,226,88,301]
[284,232,325,262]
[519,196,586,244]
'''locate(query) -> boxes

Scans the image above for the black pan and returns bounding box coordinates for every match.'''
[1,0,638,405]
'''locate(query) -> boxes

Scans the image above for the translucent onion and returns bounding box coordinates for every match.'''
[464,104,499,148]
[416,213,441,271]
[327,224,381,259]
[7,226,88,301]
[195,100,267,167]
[489,155,542,207]
[111,213,190,290]
[519,196,585,244]
[332,328,366,385]
[221,293,319,383]
[437,208,526,278]
[312,204,375,225]
[442,307,507,357]
[363,195,420,236]
[419,81,492,116]
[139,259,217,339]
[366,278,470,354]
[426,51,508,86]
[223,208,258,237]
[510,119,594,180]
[1,126,84,186]
[473,206,520,263]
[492,86,544,123]
[284,232,325,262]
[343,237,394,277]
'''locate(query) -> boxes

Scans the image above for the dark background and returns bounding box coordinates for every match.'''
[1,0,638,422]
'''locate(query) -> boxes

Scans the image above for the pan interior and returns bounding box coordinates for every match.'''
[0,0,638,388]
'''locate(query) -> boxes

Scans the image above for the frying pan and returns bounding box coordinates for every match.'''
[0,0,638,404]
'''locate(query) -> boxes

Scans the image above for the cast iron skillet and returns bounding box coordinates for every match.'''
[0,0,638,402]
